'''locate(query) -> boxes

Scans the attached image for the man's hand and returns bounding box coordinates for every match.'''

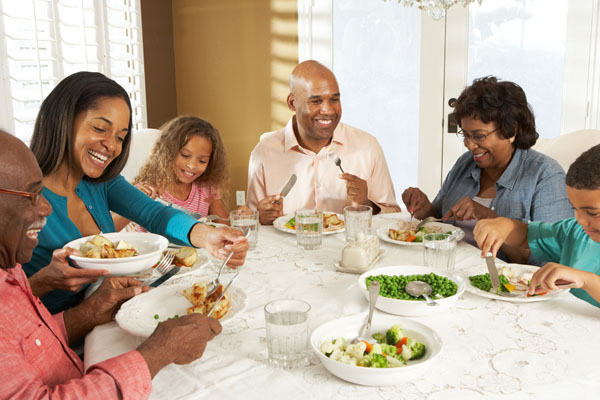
[63,276,147,344]
[340,173,369,206]
[442,196,498,222]
[401,187,435,219]
[29,247,109,297]
[257,194,283,225]
[138,313,222,377]
[190,224,249,268]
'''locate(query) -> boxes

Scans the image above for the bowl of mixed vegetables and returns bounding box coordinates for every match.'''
[311,313,442,386]
[358,265,466,316]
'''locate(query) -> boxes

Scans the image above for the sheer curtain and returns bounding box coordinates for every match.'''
[0,0,147,144]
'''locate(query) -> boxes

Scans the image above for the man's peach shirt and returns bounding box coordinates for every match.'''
[247,118,400,216]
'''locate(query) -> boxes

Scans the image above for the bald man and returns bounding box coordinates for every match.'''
[0,131,221,398]
[247,60,400,224]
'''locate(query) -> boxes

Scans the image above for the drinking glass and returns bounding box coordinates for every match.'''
[423,233,457,272]
[295,209,323,250]
[230,209,259,250]
[264,299,311,369]
[343,205,372,242]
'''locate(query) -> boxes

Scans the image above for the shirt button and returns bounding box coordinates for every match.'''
[35,339,41,346]
[491,206,495,211]
[88,205,93,210]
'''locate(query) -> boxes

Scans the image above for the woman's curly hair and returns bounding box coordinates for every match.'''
[134,116,229,195]
[452,76,538,149]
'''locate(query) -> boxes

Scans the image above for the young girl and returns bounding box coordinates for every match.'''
[117,116,230,230]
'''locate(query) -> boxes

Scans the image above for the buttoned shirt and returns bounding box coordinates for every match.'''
[432,148,573,223]
[247,118,400,215]
[0,264,152,399]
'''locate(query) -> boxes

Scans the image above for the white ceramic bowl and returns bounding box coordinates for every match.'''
[65,232,169,275]
[311,313,443,386]
[358,265,465,317]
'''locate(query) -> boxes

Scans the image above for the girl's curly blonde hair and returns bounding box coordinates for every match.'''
[134,116,229,195]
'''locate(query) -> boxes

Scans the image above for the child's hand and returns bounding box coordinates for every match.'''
[528,262,584,295]
[473,217,515,258]
[137,184,159,199]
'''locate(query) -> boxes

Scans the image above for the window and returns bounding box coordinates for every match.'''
[0,0,147,144]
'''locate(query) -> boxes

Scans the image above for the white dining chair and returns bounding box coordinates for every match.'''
[533,129,600,171]
[121,128,162,182]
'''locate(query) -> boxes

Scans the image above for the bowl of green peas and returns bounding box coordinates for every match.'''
[358,266,466,316]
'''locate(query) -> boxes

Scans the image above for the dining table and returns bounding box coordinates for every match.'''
[84,212,600,399]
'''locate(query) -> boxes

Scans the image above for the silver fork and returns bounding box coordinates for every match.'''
[142,251,175,287]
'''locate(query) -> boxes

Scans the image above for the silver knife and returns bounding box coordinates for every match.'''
[149,267,179,288]
[485,252,501,293]
[280,174,297,198]
[207,270,240,317]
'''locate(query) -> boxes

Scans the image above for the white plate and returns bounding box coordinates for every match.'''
[115,274,247,337]
[334,250,384,274]
[311,313,443,386]
[376,222,464,247]
[65,232,169,276]
[462,263,571,303]
[358,265,465,316]
[273,213,345,235]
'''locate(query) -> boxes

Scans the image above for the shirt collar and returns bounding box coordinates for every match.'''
[283,116,346,153]
[467,147,525,190]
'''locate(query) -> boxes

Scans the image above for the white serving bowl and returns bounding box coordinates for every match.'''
[65,232,169,275]
[311,313,443,386]
[358,265,465,317]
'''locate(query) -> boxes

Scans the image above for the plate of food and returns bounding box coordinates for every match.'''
[462,263,571,302]
[115,274,247,337]
[273,212,345,235]
[311,313,442,386]
[65,232,169,275]
[358,265,465,316]
[376,220,464,246]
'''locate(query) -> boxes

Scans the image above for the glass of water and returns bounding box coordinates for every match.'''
[264,299,311,369]
[230,209,259,250]
[295,209,323,250]
[343,205,372,242]
[423,233,457,272]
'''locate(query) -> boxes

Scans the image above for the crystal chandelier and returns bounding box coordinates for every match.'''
[384,0,483,21]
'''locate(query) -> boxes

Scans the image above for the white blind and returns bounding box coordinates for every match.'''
[0,0,147,144]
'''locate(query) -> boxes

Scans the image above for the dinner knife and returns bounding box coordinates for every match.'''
[485,252,501,293]
[207,270,240,317]
[280,174,297,198]
[149,266,179,288]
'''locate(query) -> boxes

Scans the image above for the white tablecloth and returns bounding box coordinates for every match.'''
[84,213,600,399]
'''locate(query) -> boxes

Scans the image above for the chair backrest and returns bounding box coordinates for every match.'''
[121,128,162,182]
[532,129,600,171]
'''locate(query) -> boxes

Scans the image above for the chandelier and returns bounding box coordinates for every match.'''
[384,0,483,21]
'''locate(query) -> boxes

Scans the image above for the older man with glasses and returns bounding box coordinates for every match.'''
[0,130,222,399]
[402,76,573,263]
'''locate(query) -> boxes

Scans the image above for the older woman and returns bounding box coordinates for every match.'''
[403,76,573,261]
[26,71,248,313]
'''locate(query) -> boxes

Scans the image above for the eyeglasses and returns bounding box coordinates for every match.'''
[0,187,42,206]
[456,127,500,144]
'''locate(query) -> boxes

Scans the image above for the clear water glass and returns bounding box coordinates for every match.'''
[343,205,372,242]
[423,233,457,272]
[264,299,311,369]
[295,209,323,250]
[230,209,259,250]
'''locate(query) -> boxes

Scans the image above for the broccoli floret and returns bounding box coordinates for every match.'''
[385,354,405,368]
[401,338,427,361]
[394,353,407,365]
[371,332,386,344]
[357,353,388,368]
[410,342,426,360]
[379,343,397,356]
[385,324,403,345]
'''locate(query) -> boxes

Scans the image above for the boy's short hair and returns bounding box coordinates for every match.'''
[566,144,600,190]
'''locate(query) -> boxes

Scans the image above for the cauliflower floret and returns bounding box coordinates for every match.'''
[337,354,358,365]
[401,344,413,361]
[385,355,405,368]
[329,348,345,361]
[320,337,346,356]
[369,342,383,355]
[345,342,367,361]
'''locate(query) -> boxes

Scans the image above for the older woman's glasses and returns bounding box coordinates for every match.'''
[456,127,500,144]
[0,187,41,206]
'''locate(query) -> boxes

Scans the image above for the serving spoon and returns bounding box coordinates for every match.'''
[405,281,439,306]
[351,280,380,344]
